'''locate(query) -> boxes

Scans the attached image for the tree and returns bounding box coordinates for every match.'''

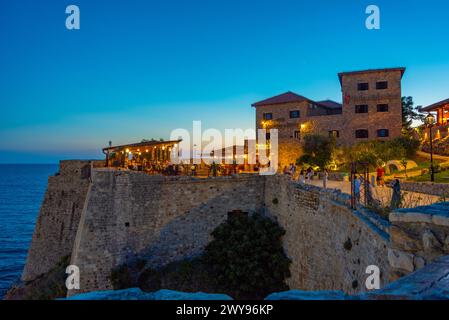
[204,213,291,299]
[402,96,425,135]
[400,158,409,177]
[297,134,335,169]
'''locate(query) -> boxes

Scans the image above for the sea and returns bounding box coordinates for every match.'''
[0,164,58,299]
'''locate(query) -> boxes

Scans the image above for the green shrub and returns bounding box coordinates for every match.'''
[297,134,336,169]
[203,213,291,300]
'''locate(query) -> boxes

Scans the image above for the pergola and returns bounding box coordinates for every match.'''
[102,139,182,169]
[421,98,449,126]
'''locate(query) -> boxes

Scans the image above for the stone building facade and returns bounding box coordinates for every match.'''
[252,67,405,168]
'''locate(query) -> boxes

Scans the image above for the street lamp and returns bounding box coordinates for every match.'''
[425,113,436,182]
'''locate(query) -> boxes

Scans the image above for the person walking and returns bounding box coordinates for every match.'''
[376,166,385,187]
[323,169,329,189]
[390,179,402,209]
[353,176,361,204]
[290,163,296,178]
[298,169,305,184]
[305,167,312,183]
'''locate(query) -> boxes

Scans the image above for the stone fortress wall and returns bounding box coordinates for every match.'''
[20,160,449,298]
[22,160,91,281]
[69,168,265,294]
[264,175,390,294]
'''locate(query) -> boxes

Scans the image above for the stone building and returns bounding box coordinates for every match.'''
[252,67,405,168]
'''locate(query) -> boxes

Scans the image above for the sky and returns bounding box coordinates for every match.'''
[0,0,448,163]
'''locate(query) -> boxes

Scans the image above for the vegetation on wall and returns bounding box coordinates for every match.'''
[111,213,291,300]
[203,213,291,299]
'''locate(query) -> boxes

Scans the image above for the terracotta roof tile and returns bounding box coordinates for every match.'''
[251,91,309,107]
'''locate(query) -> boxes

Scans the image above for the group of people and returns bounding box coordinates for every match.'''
[283,165,330,189]
[282,163,298,176]
[352,173,402,209]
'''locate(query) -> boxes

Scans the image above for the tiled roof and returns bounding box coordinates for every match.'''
[421,98,449,112]
[338,67,406,85]
[251,91,309,107]
[316,100,342,110]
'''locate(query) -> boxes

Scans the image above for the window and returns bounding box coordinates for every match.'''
[329,130,339,138]
[263,113,273,120]
[355,129,369,139]
[377,129,389,138]
[355,105,368,113]
[357,82,369,91]
[377,104,389,112]
[290,110,300,118]
[294,130,301,140]
[376,81,388,90]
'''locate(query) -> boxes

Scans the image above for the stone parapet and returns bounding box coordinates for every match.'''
[400,181,449,198]
[388,202,449,281]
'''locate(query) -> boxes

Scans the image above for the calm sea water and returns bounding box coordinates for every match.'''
[0,164,58,298]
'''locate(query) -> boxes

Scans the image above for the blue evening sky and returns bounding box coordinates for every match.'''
[0,0,448,163]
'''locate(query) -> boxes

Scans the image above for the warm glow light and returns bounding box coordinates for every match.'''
[125,148,129,153]
[300,124,306,129]
[145,149,149,153]
[162,146,165,150]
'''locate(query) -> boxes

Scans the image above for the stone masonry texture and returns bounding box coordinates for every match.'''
[20,161,449,298]
[22,160,91,282]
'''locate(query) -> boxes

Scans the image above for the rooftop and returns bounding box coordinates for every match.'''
[338,67,406,85]
[103,139,181,153]
[251,92,342,112]
[251,91,309,107]
[421,98,449,112]
[316,100,342,110]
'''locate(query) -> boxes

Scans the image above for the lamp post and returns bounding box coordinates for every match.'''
[425,113,436,182]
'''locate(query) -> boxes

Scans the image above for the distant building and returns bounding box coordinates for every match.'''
[421,98,449,140]
[252,67,405,168]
